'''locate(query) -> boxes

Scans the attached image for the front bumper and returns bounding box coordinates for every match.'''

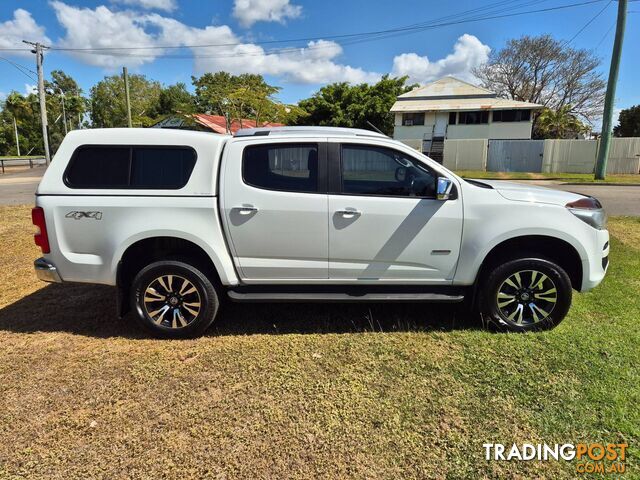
[34,257,62,283]
[580,229,610,292]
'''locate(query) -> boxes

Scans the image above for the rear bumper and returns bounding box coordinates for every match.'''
[34,257,63,283]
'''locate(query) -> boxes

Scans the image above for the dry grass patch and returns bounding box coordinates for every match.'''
[0,206,638,479]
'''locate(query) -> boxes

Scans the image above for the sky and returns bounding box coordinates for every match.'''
[0,0,638,127]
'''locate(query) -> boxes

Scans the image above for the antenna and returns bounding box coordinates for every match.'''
[366,121,384,135]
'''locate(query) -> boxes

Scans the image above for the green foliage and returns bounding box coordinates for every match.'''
[613,105,640,137]
[296,75,415,135]
[534,106,588,139]
[90,73,162,128]
[156,83,195,116]
[192,72,282,129]
[0,70,88,156]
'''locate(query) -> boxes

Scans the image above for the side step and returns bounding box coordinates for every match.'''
[227,291,465,303]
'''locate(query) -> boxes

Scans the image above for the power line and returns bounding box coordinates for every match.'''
[48,0,607,61]
[0,56,37,82]
[0,0,604,57]
[595,22,616,49]
[563,0,612,45]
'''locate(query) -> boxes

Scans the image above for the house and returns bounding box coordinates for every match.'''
[390,77,543,161]
[152,114,284,134]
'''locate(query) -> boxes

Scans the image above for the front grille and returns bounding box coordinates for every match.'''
[602,255,609,270]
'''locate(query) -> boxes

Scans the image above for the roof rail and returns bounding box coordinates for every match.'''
[234,126,388,138]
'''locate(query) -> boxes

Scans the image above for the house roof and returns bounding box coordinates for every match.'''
[152,114,284,134]
[391,76,543,112]
[398,76,495,99]
[193,114,284,134]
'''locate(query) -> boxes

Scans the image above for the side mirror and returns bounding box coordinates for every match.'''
[436,177,454,200]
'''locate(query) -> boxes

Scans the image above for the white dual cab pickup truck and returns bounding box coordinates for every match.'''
[33,126,609,337]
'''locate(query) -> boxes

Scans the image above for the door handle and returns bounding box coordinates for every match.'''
[336,208,361,217]
[233,205,258,215]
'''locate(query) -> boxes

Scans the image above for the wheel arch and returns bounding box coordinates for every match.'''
[475,234,584,294]
[115,233,232,317]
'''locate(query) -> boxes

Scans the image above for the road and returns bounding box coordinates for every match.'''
[513,181,640,217]
[0,167,45,206]
[1,167,638,215]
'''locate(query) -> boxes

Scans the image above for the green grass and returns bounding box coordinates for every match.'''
[0,207,638,478]
[455,170,640,184]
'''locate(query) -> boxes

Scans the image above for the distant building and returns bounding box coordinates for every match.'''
[390,77,543,161]
[153,114,284,134]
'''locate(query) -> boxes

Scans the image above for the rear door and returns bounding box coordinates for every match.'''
[220,138,329,281]
[327,140,463,283]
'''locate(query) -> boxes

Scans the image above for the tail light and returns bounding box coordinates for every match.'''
[32,207,50,254]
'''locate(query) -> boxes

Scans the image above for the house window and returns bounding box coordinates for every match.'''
[458,111,489,125]
[492,109,532,122]
[448,112,457,125]
[402,112,425,126]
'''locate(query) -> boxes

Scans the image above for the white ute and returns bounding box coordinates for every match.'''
[33,127,609,337]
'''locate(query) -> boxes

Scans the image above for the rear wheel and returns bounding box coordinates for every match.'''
[479,257,572,332]
[131,260,218,338]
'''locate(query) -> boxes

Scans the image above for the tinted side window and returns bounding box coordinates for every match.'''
[65,147,130,188]
[341,145,436,198]
[131,148,196,188]
[243,144,319,193]
[65,146,196,189]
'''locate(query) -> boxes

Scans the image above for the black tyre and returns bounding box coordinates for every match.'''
[479,257,572,332]
[131,260,218,338]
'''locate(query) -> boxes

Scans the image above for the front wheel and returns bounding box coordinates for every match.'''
[131,260,219,338]
[479,257,572,332]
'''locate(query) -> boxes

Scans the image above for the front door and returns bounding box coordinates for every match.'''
[221,140,328,281]
[328,141,463,282]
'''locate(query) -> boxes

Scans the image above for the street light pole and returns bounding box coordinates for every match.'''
[13,116,20,157]
[594,0,628,180]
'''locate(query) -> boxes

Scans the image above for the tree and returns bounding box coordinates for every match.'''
[473,35,606,126]
[535,106,588,139]
[44,70,88,151]
[296,75,416,135]
[156,83,195,116]
[90,73,162,128]
[614,105,640,137]
[192,72,281,131]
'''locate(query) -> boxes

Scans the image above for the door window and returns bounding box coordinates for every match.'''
[242,143,319,193]
[341,145,436,198]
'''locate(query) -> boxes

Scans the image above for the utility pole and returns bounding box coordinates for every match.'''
[123,67,132,128]
[595,0,627,180]
[23,41,51,164]
[13,116,21,157]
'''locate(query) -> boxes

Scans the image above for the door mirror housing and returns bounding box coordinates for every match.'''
[436,177,454,200]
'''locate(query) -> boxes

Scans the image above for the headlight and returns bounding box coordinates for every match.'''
[566,197,607,230]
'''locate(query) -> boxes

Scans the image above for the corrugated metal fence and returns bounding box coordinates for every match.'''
[437,138,640,174]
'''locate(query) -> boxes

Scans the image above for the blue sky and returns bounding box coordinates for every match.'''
[0,0,638,126]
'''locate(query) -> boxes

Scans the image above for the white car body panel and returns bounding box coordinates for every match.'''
[34,127,608,295]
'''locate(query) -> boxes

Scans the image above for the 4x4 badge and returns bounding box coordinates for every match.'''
[66,211,103,220]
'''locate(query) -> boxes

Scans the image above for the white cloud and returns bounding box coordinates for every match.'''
[0,9,51,56]
[111,0,177,12]
[233,0,302,28]
[51,1,164,68]
[193,40,380,84]
[24,83,37,95]
[50,2,379,84]
[391,34,490,84]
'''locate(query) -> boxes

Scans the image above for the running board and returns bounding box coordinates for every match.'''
[227,291,465,303]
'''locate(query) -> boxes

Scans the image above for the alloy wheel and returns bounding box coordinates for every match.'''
[496,269,558,325]
[142,275,201,329]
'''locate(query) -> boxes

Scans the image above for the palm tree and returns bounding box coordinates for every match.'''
[535,105,587,139]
